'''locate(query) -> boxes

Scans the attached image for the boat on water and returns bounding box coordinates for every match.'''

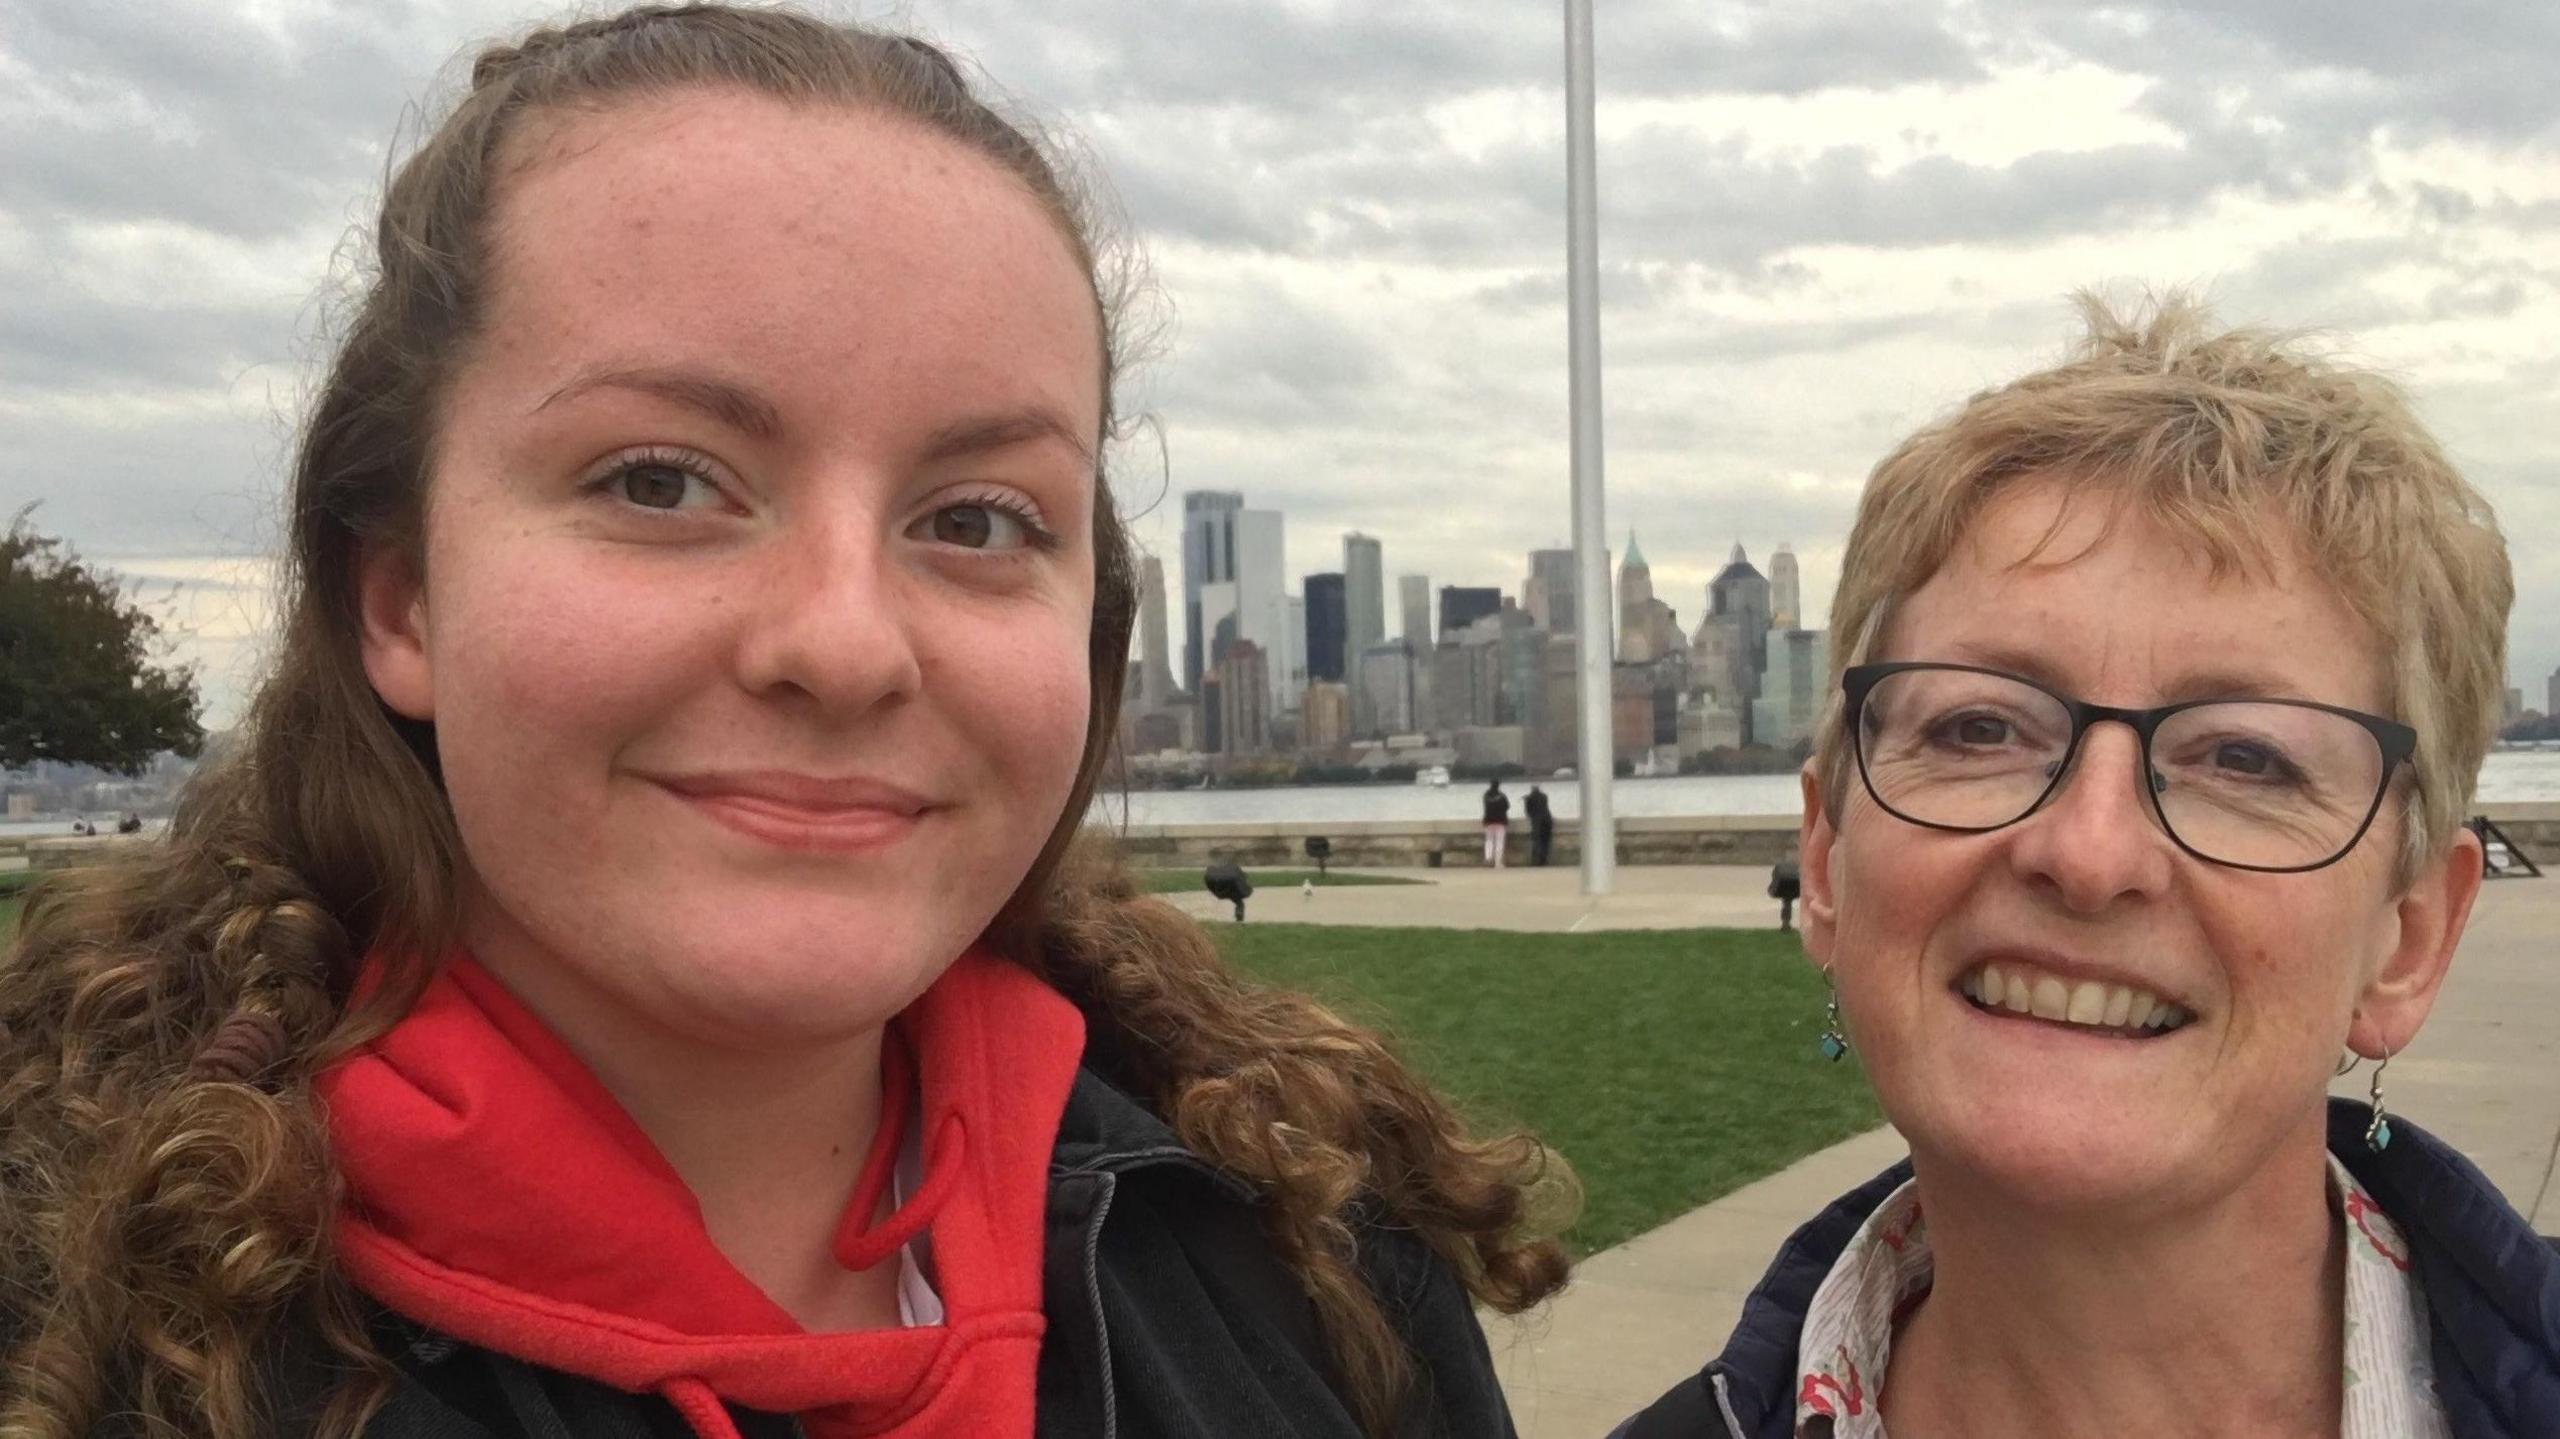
[1414,765,1451,787]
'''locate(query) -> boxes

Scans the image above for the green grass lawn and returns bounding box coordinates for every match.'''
[0,870,30,934]
[1213,923,1883,1255]
[1137,868,1423,894]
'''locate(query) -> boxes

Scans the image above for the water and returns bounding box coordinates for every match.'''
[1089,748,2560,828]
[9,751,2558,839]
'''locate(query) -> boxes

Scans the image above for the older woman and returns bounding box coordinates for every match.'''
[1616,295,2559,1439]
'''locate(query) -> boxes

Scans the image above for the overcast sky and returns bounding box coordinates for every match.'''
[6,0,2556,729]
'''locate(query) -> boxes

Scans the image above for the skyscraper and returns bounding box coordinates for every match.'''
[1617,532,1656,663]
[1525,548,1577,631]
[1231,508,1294,716]
[1181,491,1243,696]
[1136,554,1176,710]
[1344,533,1385,676]
[1398,575,1432,652]
[1356,639,1419,737]
[1770,542,1801,629]
[1304,573,1347,683]
[1439,585,1501,637]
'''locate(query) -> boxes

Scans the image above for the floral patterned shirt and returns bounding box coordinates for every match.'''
[1789,1156,2450,1438]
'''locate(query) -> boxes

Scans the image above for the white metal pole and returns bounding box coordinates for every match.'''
[1565,0,1615,895]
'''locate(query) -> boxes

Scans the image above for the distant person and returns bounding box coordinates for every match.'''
[1614,295,2560,1437]
[68,817,92,837]
[0,10,1569,1437]
[1481,779,1512,868]
[115,813,141,835]
[1524,784,1555,866]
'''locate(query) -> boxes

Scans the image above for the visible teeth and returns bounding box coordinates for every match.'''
[2066,982,2107,1025]
[2030,977,2068,1020]
[1961,961,2189,1034]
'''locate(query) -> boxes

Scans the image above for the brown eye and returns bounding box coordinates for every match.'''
[934,504,994,547]
[619,462,700,509]
[921,502,1032,550]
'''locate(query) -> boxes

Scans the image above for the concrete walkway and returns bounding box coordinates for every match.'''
[1163,860,2560,1438]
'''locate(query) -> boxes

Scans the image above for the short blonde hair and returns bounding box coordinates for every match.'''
[1814,291,2511,883]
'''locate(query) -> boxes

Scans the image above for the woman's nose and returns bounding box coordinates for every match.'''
[731,516,925,718]
[2005,722,2176,911]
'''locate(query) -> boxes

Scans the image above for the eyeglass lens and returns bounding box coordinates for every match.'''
[1856,668,2387,869]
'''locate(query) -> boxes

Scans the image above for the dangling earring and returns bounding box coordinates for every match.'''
[1817,969,1848,1062]
[2364,1044,2394,1151]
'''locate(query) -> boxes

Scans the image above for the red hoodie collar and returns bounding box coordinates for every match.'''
[319,948,1085,1439]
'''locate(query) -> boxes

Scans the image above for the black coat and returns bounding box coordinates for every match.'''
[1481,791,1510,826]
[1609,1099,2560,1439]
[1521,793,1552,831]
[342,1068,1514,1439]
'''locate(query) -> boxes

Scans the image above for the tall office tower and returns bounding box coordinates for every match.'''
[1697,544,1772,736]
[1751,627,1828,749]
[1617,532,1656,662]
[1399,574,1432,652]
[1136,554,1177,709]
[1304,573,1348,682]
[1344,533,1386,683]
[1355,639,1419,737]
[1181,490,1243,696]
[1300,681,1352,751]
[1525,547,1578,631]
[1231,507,1296,716]
[1216,641,1272,756]
[1282,595,1307,713]
[1439,585,1501,637]
[1769,542,1801,629]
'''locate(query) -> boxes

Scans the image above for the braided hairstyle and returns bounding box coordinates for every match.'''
[0,9,1570,1437]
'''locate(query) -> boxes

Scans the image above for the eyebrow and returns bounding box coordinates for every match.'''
[532,365,784,442]
[919,410,1097,469]
[527,365,1095,468]
[1937,643,2321,704]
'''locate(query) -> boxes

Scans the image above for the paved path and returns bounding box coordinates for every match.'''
[1164,860,2560,1437]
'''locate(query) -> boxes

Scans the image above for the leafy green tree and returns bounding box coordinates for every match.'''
[0,511,203,774]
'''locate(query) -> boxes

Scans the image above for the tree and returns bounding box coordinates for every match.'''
[0,510,204,774]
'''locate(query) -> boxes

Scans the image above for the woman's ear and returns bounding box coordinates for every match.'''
[2348,825,2484,1057]
[357,542,435,721]
[1798,764,1838,969]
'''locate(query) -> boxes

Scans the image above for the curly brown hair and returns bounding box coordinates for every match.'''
[0,8,1571,1438]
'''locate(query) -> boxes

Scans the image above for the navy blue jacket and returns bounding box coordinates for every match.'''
[1612,1100,2560,1438]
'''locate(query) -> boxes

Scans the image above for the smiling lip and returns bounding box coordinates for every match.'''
[647,771,935,853]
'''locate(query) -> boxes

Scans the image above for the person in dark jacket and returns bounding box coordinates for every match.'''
[1618,297,2550,1437]
[1523,786,1554,866]
[1480,781,1511,868]
[0,11,1572,1437]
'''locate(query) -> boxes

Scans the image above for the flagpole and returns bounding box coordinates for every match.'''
[1565,0,1615,895]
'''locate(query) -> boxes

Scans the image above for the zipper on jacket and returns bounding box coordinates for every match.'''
[1078,1169,1122,1439]
[1710,1369,1748,1438]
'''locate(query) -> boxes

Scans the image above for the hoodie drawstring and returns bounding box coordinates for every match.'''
[662,1375,748,1439]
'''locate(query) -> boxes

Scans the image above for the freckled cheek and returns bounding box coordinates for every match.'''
[426,551,727,750]
[925,621,1091,787]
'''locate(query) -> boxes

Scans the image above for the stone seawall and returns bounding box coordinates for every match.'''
[1092,803,2560,872]
[14,804,2560,874]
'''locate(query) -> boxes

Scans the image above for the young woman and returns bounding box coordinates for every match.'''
[0,9,1569,1437]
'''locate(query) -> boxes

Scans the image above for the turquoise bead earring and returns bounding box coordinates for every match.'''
[1817,970,1848,1062]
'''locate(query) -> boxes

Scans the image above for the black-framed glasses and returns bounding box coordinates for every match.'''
[1842,662,2417,874]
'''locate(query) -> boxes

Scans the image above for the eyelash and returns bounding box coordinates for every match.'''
[940,487,1063,553]
[578,449,1062,553]
[579,446,732,512]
